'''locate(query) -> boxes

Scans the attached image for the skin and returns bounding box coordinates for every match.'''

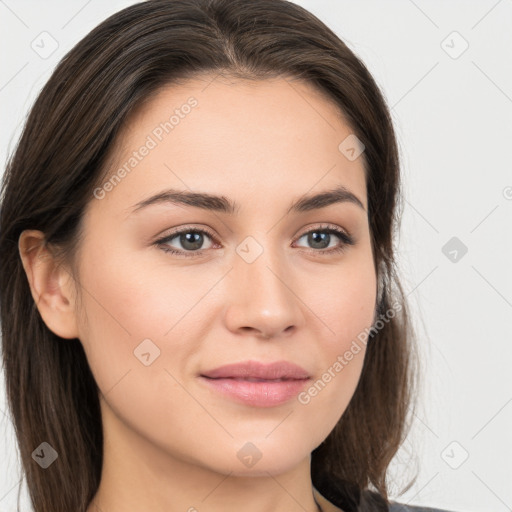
[19,75,377,512]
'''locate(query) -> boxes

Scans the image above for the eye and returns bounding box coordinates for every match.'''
[293,224,355,255]
[155,226,218,258]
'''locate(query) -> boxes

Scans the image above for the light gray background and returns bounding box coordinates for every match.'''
[1,1,511,511]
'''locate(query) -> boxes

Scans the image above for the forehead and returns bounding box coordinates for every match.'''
[93,75,368,215]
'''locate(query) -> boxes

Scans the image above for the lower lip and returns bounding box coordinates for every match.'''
[199,376,310,407]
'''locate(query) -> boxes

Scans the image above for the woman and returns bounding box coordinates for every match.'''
[0,1,452,511]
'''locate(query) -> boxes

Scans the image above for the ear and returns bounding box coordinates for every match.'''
[18,230,79,339]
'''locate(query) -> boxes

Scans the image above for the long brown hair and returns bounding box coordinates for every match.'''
[0,1,418,510]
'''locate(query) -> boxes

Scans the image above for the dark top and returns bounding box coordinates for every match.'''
[388,504,457,512]
[312,472,458,512]
[315,487,458,512]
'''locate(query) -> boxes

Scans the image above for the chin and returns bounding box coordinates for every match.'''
[208,443,310,478]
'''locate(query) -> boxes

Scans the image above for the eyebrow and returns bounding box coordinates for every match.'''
[129,184,365,216]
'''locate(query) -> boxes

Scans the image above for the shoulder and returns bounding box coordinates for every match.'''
[314,484,459,512]
[313,473,458,512]
[388,502,459,512]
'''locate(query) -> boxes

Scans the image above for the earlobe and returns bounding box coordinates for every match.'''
[18,229,79,339]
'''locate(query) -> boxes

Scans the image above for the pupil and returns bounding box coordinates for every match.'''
[181,232,203,250]
[309,232,329,249]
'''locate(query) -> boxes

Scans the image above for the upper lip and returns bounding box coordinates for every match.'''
[200,360,310,380]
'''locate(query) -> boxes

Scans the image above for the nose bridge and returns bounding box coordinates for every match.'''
[248,244,284,292]
[237,233,290,305]
[224,233,304,337]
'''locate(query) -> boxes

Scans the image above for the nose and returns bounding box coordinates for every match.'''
[222,242,306,340]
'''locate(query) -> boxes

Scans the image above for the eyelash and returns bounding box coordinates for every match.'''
[154,224,355,259]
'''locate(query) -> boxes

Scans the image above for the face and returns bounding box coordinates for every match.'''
[72,75,377,477]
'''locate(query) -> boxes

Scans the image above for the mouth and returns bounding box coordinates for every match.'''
[200,360,310,380]
[204,376,304,382]
[198,376,310,407]
[198,360,311,407]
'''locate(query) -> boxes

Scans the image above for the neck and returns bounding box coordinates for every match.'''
[87,400,322,512]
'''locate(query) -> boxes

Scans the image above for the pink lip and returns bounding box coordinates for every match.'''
[200,360,310,380]
[199,360,311,407]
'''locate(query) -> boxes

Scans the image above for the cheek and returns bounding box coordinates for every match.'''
[74,243,220,398]
[307,253,377,348]
[73,249,171,391]
[73,253,207,452]
[299,257,376,415]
